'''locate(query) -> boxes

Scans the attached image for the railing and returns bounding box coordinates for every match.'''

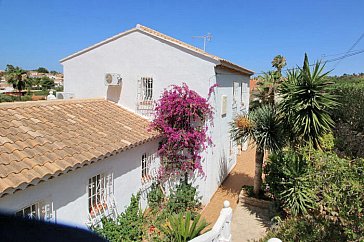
[189,201,232,242]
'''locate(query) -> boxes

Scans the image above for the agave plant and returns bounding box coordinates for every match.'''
[160,211,208,242]
[279,54,338,149]
[230,105,285,196]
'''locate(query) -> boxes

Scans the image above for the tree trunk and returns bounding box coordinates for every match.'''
[253,146,264,197]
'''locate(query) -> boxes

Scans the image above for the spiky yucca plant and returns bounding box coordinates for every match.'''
[230,105,284,196]
[279,54,338,149]
[161,211,208,242]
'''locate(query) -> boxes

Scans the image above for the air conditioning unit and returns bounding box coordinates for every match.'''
[105,73,122,86]
[56,92,75,100]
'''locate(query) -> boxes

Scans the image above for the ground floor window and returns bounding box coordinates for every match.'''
[16,201,53,221]
[88,173,113,216]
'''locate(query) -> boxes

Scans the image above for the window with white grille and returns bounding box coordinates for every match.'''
[16,201,54,221]
[88,173,113,216]
[141,152,159,187]
[137,77,155,117]
[142,77,153,101]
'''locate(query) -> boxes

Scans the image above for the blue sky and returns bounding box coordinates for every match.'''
[0,0,363,76]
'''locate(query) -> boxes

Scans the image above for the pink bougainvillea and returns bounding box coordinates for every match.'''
[150,83,215,179]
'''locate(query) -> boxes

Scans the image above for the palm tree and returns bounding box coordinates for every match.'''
[230,105,284,196]
[278,54,338,149]
[251,55,287,110]
[4,65,28,98]
[271,55,287,74]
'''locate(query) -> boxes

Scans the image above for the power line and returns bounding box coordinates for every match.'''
[252,48,364,76]
[333,32,364,68]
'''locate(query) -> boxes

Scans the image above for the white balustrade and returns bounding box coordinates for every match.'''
[189,200,232,242]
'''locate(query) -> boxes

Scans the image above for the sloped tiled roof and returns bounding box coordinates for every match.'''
[60,24,254,75]
[0,99,159,197]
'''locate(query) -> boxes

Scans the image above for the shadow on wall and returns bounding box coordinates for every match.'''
[106,86,122,103]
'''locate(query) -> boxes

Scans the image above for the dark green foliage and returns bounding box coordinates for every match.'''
[40,76,55,90]
[263,216,347,242]
[264,149,364,241]
[4,64,29,94]
[279,54,338,148]
[95,193,144,242]
[160,211,208,242]
[310,152,364,241]
[36,67,49,73]
[265,150,315,216]
[0,94,31,103]
[147,183,164,211]
[331,81,364,133]
[167,180,201,215]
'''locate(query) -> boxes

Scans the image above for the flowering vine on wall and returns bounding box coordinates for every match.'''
[150,83,216,180]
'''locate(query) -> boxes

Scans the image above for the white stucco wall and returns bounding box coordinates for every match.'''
[62,30,217,104]
[0,141,159,229]
[61,30,251,206]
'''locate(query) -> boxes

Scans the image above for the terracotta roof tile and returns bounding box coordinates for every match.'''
[0,98,159,197]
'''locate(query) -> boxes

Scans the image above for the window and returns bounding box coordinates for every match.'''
[141,153,150,180]
[16,201,53,221]
[88,173,113,215]
[137,77,154,117]
[142,77,153,101]
[16,203,41,219]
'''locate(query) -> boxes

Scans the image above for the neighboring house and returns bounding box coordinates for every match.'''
[61,24,253,205]
[0,99,159,228]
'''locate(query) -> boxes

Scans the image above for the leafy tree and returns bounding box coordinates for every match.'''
[279,54,338,149]
[40,76,55,90]
[4,64,29,97]
[36,67,49,73]
[230,105,284,196]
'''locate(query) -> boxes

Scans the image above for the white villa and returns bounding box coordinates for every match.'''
[0,24,253,229]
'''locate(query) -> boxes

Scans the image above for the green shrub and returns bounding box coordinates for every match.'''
[309,152,364,241]
[265,150,315,216]
[331,82,364,133]
[160,211,208,242]
[263,215,346,242]
[95,193,144,242]
[167,180,201,215]
[147,182,165,211]
[265,150,364,241]
[0,94,15,103]
[319,132,335,151]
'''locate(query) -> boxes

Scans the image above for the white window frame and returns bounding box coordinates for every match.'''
[141,152,159,187]
[137,76,155,118]
[88,173,113,217]
[16,201,54,221]
[141,77,153,101]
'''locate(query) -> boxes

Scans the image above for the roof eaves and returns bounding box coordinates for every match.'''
[218,59,254,76]
[0,134,160,198]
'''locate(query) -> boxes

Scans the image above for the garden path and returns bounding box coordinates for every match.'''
[200,145,271,241]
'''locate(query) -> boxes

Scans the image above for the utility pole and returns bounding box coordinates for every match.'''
[192,33,213,51]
